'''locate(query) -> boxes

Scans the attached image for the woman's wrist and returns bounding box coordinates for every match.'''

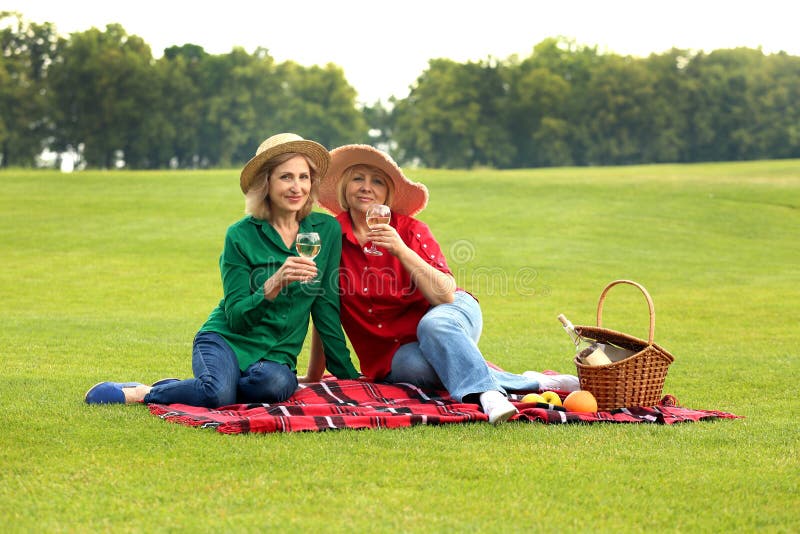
[263,275,282,301]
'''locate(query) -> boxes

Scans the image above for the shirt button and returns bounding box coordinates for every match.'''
[363,266,368,271]
[394,338,399,343]
[363,288,368,293]
[430,255,435,259]
[367,308,373,313]
[416,233,421,238]
[422,244,427,248]
[377,323,383,328]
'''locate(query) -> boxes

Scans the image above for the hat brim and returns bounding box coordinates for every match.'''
[318,145,428,216]
[240,139,330,193]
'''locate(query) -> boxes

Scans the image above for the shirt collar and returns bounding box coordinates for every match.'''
[248,214,318,251]
[336,212,360,246]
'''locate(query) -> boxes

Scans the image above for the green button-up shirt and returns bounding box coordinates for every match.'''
[200,212,358,378]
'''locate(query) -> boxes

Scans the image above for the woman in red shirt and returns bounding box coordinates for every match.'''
[306,145,578,424]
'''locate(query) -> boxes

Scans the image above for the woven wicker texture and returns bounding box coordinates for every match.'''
[573,280,674,411]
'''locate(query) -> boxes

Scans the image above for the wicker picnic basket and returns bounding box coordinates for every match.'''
[573,280,674,411]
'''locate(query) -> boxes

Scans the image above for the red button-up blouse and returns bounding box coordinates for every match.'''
[336,211,454,380]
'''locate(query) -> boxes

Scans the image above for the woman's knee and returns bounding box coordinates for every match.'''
[240,361,297,403]
[191,332,240,406]
[392,349,434,379]
[417,310,451,340]
[196,375,237,407]
[389,346,440,388]
[418,294,481,343]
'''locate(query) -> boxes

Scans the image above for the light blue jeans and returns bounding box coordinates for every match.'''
[143,332,298,407]
[384,291,539,402]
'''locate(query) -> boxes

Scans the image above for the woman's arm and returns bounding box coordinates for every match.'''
[298,326,326,383]
[219,228,273,333]
[395,244,456,305]
[368,223,456,306]
[262,256,318,300]
[221,227,317,333]
[308,216,360,379]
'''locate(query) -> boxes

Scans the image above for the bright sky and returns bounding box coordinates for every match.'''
[7,0,798,105]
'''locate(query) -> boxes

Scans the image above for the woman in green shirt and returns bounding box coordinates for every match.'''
[85,134,360,407]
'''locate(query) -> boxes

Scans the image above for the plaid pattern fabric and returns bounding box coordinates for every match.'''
[147,379,740,434]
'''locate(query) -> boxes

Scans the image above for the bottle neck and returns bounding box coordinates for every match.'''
[558,314,581,345]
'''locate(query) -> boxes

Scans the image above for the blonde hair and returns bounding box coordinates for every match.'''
[245,152,320,221]
[337,164,395,211]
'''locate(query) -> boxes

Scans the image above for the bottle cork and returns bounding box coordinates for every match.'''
[582,344,612,366]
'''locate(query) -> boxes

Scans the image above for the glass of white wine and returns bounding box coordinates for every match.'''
[295,232,321,283]
[364,204,391,256]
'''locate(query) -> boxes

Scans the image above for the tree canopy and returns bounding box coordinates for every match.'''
[2,13,798,169]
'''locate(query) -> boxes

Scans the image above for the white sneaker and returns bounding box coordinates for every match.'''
[480,390,518,425]
[523,371,580,392]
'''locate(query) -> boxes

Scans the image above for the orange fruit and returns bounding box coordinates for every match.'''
[563,390,598,413]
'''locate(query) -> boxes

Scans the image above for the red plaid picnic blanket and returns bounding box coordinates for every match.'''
[147,379,740,434]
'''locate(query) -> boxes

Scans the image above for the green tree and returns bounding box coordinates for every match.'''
[683,48,767,162]
[393,58,511,168]
[758,52,800,158]
[190,47,285,168]
[0,12,61,167]
[273,61,368,150]
[504,62,572,166]
[154,44,211,168]
[579,54,660,165]
[640,49,692,163]
[48,24,159,168]
[361,99,395,149]
[485,38,604,167]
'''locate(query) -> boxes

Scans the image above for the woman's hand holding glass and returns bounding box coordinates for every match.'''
[262,255,318,300]
[277,257,316,285]
[295,232,321,284]
[364,204,391,256]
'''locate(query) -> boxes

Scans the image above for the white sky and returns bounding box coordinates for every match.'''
[6,0,798,105]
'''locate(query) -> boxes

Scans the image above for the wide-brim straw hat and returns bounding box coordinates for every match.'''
[239,133,330,193]
[318,144,429,216]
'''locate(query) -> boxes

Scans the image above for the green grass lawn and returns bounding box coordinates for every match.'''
[1,160,798,532]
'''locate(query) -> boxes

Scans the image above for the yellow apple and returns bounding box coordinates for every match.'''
[520,393,546,404]
[540,391,563,407]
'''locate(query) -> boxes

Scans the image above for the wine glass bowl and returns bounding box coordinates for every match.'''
[364,204,391,256]
[295,232,321,283]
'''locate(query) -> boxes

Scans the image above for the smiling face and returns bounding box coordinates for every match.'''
[340,164,393,215]
[266,154,312,217]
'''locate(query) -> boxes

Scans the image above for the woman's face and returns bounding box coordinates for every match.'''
[344,167,389,214]
[267,155,312,216]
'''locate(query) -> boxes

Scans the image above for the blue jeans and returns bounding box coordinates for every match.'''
[143,332,298,407]
[384,291,539,402]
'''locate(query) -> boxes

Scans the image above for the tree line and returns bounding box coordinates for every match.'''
[2,12,799,170]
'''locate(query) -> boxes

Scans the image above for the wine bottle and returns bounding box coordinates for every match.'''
[557,314,585,348]
[557,314,612,365]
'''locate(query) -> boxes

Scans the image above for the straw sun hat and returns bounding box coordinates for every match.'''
[318,145,429,216]
[239,133,330,193]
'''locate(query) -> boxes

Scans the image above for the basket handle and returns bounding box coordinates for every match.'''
[596,280,655,344]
